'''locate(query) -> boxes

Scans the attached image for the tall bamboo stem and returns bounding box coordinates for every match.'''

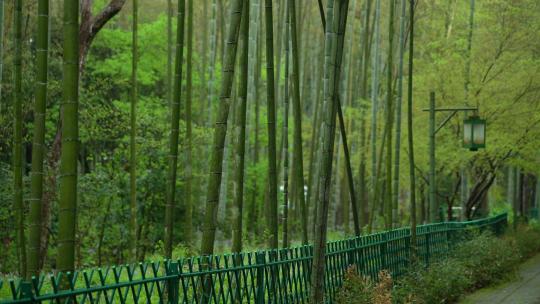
[165,0,186,258]
[57,0,80,276]
[28,0,49,278]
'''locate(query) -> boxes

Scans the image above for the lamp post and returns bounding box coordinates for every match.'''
[429,93,436,223]
[423,91,484,222]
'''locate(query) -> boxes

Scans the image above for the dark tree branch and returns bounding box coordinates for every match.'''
[79,0,127,70]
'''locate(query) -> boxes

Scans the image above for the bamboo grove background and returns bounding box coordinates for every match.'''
[0,0,538,297]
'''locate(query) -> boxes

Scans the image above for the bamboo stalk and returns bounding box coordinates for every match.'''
[27,0,49,278]
[57,0,80,276]
[165,0,186,258]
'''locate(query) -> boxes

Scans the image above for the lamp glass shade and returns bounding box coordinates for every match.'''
[464,121,472,146]
[473,122,485,145]
[463,115,486,150]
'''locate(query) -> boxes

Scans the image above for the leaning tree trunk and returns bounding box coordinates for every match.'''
[232,0,249,254]
[57,0,80,277]
[129,0,138,262]
[311,0,338,299]
[201,0,244,256]
[165,0,185,259]
[13,0,26,278]
[311,0,349,302]
[27,0,49,278]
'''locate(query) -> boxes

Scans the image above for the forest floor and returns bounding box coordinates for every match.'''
[459,253,540,304]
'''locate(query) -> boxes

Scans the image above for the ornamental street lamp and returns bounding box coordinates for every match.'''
[463,115,486,151]
[423,92,484,223]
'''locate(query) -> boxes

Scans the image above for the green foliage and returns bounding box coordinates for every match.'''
[337,229,540,304]
[394,259,472,304]
[452,233,520,288]
[394,232,525,303]
[505,224,540,259]
[0,0,538,273]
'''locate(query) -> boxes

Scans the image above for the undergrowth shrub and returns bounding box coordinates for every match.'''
[393,259,471,304]
[336,226,540,304]
[335,268,393,304]
[451,232,520,288]
[505,224,540,259]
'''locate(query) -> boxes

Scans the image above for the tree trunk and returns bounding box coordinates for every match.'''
[13,0,26,278]
[247,0,261,241]
[308,46,324,239]
[336,101,360,235]
[129,0,138,262]
[232,0,249,254]
[27,0,49,278]
[165,0,185,258]
[311,0,349,302]
[384,0,395,229]
[184,0,194,247]
[207,0,217,126]
[41,0,126,266]
[392,0,406,229]
[358,0,372,229]
[57,0,79,277]
[407,0,417,255]
[281,2,290,248]
[461,0,475,221]
[201,0,244,256]
[0,0,4,114]
[370,0,381,229]
[288,0,308,244]
[263,0,279,249]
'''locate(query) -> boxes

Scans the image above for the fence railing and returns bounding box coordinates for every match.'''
[0,213,507,304]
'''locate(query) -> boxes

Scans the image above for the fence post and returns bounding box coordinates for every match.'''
[381,233,388,271]
[425,228,431,266]
[405,229,411,270]
[446,223,452,253]
[167,261,179,304]
[20,281,33,303]
[255,251,266,304]
[347,239,356,268]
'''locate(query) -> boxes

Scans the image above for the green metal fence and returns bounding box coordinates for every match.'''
[0,213,507,304]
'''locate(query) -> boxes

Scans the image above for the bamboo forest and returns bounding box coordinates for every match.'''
[0,0,540,303]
